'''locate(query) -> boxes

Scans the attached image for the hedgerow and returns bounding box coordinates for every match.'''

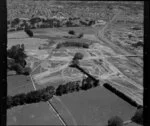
[56,41,89,49]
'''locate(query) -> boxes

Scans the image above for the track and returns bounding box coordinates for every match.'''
[30,71,67,126]
[94,10,143,106]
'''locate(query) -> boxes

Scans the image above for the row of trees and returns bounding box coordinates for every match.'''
[56,76,99,96]
[56,41,89,49]
[7,75,99,109]
[8,17,95,32]
[7,86,55,109]
[103,83,140,107]
[7,44,31,75]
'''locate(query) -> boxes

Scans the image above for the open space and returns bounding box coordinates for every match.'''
[7,1,143,125]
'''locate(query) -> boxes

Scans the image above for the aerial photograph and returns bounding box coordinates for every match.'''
[7,0,143,126]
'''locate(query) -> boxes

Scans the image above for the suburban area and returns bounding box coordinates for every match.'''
[7,0,143,126]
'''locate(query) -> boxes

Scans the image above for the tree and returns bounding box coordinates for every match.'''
[23,67,32,75]
[68,30,75,35]
[7,57,15,70]
[7,44,29,75]
[108,116,123,126]
[11,93,26,106]
[93,79,99,87]
[131,107,143,125]
[7,44,27,67]
[24,28,33,37]
[11,63,24,74]
[56,85,67,96]
[81,78,93,90]
[73,52,84,61]
[70,52,84,68]
[11,18,20,27]
[78,33,84,38]
[7,96,13,109]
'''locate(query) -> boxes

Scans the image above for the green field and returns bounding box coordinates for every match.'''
[51,86,137,125]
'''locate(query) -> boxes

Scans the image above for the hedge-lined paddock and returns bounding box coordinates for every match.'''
[7,86,55,109]
[7,77,99,109]
[103,83,141,107]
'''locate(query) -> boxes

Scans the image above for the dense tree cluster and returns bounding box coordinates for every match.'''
[7,86,55,109]
[131,107,143,125]
[7,44,31,75]
[56,81,81,96]
[56,77,99,96]
[56,41,89,49]
[108,116,123,126]
[7,44,27,67]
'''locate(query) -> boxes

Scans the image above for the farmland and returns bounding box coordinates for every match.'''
[7,0,143,126]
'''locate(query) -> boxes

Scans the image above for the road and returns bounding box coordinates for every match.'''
[29,74,67,126]
[95,10,142,68]
[94,10,143,106]
[29,48,77,126]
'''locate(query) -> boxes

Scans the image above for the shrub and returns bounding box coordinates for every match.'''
[23,67,32,75]
[93,80,99,87]
[78,33,84,38]
[7,96,13,109]
[73,52,84,61]
[108,116,123,126]
[68,30,75,35]
[24,28,33,37]
[11,18,20,27]
[131,107,143,125]
[81,78,93,90]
